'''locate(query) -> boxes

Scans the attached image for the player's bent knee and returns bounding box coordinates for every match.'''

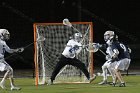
[9,69,13,77]
[6,66,13,77]
[102,65,106,69]
[115,69,120,72]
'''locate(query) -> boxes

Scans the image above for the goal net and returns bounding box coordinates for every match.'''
[33,22,94,85]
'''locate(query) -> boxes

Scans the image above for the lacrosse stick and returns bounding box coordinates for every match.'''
[98,49,106,56]
[63,18,81,34]
[65,26,90,48]
[80,26,90,44]
[24,36,46,49]
[63,18,90,44]
[4,36,46,60]
[63,19,105,54]
[86,42,107,56]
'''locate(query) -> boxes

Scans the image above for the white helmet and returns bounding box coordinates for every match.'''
[0,29,10,40]
[74,33,82,42]
[104,30,115,42]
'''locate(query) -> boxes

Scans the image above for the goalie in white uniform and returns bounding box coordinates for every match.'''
[0,29,24,90]
[47,33,96,85]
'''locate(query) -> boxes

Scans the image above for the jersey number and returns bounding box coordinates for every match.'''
[69,46,79,53]
[120,43,126,52]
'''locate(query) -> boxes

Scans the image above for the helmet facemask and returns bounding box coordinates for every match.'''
[0,29,10,41]
[74,33,82,42]
[3,33,10,41]
[104,31,115,45]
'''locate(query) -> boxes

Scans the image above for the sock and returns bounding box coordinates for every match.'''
[0,78,5,85]
[87,76,90,80]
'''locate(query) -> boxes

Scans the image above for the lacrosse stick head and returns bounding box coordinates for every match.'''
[86,43,100,52]
[63,18,72,27]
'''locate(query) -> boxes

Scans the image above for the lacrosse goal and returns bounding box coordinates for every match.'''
[33,22,94,85]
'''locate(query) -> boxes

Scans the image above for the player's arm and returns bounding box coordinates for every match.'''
[112,49,119,58]
[4,43,24,53]
[99,43,107,49]
[125,45,131,53]
[108,48,119,62]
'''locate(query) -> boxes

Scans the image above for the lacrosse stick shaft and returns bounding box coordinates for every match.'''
[23,36,46,49]
[23,42,34,49]
[63,19,81,33]
[71,25,81,33]
[99,49,106,56]
[80,26,90,44]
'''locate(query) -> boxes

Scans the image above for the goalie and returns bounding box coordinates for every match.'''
[0,29,24,90]
[47,33,96,85]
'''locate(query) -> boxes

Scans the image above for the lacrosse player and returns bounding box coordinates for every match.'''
[103,30,131,87]
[47,33,96,85]
[0,29,24,90]
[98,35,120,85]
[98,44,116,85]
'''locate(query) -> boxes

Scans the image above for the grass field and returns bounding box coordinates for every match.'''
[0,76,140,93]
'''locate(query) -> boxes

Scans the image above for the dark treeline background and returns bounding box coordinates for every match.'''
[0,0,140,70]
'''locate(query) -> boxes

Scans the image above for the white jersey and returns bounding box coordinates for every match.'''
[62,39,82,58]
[106,46,114,60]
[106,47,114,56]
[0,39,13,59]
[0,39,14,71]
[102,46,117,82]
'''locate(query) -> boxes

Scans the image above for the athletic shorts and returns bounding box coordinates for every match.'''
[115,58,131,71]
[0,59,11,71]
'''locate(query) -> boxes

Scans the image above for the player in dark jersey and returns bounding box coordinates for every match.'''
[104,31,131,87]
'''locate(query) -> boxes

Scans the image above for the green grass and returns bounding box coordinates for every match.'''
[0,76,140,93]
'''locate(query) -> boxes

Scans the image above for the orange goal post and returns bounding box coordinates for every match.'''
[33,22,94,85]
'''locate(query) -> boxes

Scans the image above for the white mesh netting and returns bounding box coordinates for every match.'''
[34,22,93,84]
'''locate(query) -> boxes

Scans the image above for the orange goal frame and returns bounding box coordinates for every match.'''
[33,22,94,85]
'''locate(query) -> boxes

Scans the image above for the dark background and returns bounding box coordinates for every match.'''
[0,0,140,70]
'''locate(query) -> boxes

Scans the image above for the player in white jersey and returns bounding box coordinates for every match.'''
[47,33,96,85]
[98,45,116,85]
[0,29,24,90]
[98,35,120,85]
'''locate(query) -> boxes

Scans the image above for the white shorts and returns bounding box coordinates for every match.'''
[0,59,11,72]
[103,60,117,69]
[115,58,131,71]
[102,60,111,68]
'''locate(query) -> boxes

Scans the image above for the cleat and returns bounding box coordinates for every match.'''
[11,87,21,90]
[119,83,126,87]
[108,82,113,85]
[89,75,96,83]
[47,79,53,85]
[112,83,116,87]
[98,80,107,85]
[0,82,6,89]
